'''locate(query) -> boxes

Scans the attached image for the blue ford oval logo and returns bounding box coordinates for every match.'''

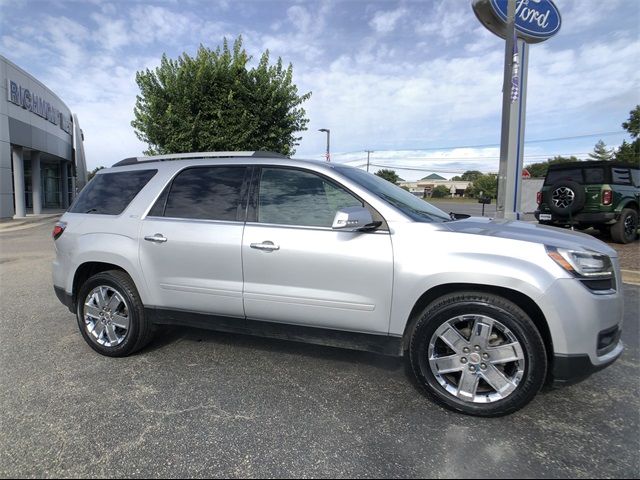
[490,0,561,39]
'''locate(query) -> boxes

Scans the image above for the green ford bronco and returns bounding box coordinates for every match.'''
[535,161,639,244]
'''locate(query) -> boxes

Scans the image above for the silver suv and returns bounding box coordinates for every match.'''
[52,152,624,416]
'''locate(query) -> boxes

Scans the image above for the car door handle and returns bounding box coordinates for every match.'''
[250,241,280,251]
[144,234,168,243]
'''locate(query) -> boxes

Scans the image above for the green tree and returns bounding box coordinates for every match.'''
[431,185,451,198]
[588,140,614,161]
[615,106,640,166]
[467,173,498,198]
[451,170,483,182]
[88,166,104,180]
[622,105,640,138]
[375,169,400,184]
[132,37,311,156]
[525,156,580,178]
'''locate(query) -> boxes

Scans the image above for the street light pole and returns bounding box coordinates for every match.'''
[319,128,330,162]
[365,150,374,172]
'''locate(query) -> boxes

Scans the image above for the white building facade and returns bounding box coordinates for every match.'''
[0,55,87,219]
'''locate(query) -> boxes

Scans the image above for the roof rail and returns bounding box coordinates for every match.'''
[112,151,289,167]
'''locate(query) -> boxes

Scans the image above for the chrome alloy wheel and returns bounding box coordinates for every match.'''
[552,187,575,209]
[83,286,130,347]
[428,315,525,404]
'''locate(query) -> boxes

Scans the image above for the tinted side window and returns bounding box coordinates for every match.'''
[612,168,632,185]
[258,168,362,227]
[70,170,157,215]
[631,169,640,187]
[545,169,584,185]
[583,167,605,184]
[163,167,247,221]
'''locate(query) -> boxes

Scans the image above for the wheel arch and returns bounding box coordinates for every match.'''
[402,283,554,365]
[72,262,133,310]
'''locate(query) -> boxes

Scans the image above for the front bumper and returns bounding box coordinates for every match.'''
[538,275,624,385]
[552,341,623,386]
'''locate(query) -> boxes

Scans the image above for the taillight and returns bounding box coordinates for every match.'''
[52,221,66,240]
[602,190,612,206]
[536,191,542,204]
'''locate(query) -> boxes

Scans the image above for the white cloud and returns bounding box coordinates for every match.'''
[130,5,191,45]
[414,1,476,44]
[370,7,408,34]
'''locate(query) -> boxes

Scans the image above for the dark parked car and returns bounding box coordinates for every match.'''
[535,161,639,243]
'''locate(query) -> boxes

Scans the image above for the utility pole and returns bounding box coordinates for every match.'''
[365,150,374,172]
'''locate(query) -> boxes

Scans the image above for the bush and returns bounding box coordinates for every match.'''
[431,185,451,198]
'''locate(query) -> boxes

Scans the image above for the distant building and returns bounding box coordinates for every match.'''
[1,55,87,218]
[399,177,471,197]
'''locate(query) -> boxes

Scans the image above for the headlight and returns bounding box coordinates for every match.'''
[546,246,613,278]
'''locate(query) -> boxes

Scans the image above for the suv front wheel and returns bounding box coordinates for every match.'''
[409,292,547,416]
[610,208,638,244]
[76,270,155,357]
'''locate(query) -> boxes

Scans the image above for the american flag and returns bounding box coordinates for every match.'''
[511,32,520,104]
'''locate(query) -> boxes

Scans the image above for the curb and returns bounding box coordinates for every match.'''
[621,270,640,286]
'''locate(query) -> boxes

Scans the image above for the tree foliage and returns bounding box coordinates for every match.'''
[466,173,498,198]
[375,169,401,184]
[451,170,483,182]
[588,140,614,161]
[431,185,451,198]
[622,105,640,139]
[524,156,580,178]
[615,105,640,166]
[132,37,311,156]
[88,166,104,180]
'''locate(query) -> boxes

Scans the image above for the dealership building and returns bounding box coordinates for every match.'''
[1,55,87,219]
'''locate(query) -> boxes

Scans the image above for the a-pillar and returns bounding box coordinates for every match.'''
[12,146,25,218]
[61,161,69,208]
[31,152,42,215]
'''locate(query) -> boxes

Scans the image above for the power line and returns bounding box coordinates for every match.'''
[332,131,626,157]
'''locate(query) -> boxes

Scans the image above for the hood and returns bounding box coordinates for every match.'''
[443,217,617,257]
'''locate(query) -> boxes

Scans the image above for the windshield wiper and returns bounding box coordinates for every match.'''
[85,208,99,214]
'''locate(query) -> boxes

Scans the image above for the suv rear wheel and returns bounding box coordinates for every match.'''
[610,208,638,244]
[409,292,547,416]
[76,270,155,356]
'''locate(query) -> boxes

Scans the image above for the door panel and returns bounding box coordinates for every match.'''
[242,225,393,334]
[139,218,245,317]
[138,165,249,318]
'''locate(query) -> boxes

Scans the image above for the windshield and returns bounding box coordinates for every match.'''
[334,166,451,222]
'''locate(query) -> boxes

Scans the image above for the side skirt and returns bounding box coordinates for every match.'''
[145,307,404,357]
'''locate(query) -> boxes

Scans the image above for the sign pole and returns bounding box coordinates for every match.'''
[496,0,519,219]
[472,0,560,219]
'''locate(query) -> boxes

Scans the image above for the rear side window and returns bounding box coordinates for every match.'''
[545,168,583,185]
[160,166,247,221]
[70,170,157,215]
[612,168,632,185]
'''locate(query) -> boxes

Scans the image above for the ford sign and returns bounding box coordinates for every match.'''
[473,0,561,43]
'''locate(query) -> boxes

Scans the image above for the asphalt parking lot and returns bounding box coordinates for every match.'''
[0,221,639,478]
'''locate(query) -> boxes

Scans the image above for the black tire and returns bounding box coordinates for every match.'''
[409,291,547,417]
[544,180,585,217]
[610,208,638,244]
[76,270,154,357]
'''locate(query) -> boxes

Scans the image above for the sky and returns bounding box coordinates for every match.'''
[1,0,639,180]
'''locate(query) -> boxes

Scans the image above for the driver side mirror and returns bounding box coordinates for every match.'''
[331,206,377,232]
